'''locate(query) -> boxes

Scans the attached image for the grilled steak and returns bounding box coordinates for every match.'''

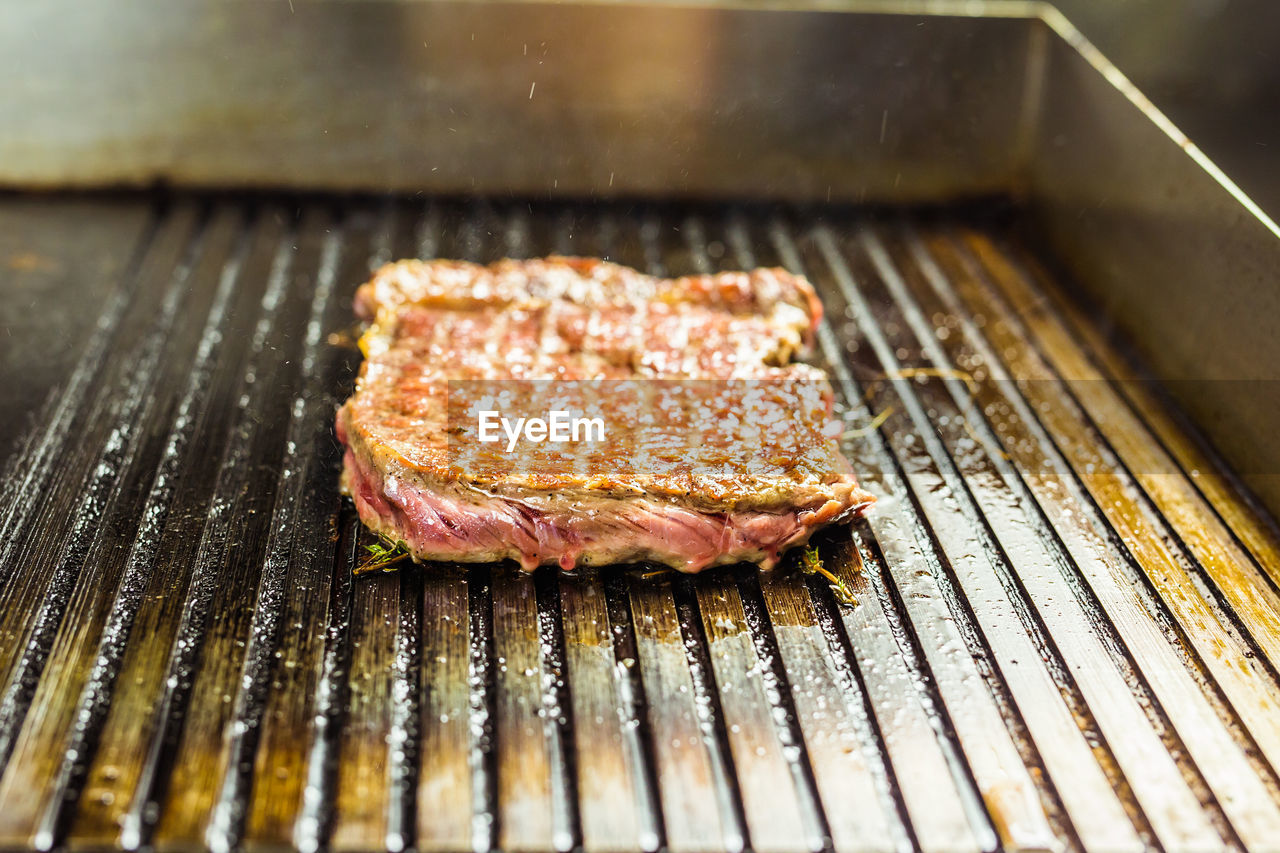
[337,256,873,572]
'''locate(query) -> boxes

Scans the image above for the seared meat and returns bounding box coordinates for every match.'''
[337,256,873,572]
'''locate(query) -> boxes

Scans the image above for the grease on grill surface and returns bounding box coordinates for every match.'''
[0,197,1279,853]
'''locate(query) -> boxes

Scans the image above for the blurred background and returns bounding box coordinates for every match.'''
[0,0,1276,214]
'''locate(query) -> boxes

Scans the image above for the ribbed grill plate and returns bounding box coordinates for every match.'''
[2,195,1280,853]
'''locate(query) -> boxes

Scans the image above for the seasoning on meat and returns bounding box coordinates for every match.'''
[336,256,874,572]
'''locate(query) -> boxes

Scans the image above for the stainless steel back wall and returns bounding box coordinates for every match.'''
[0,0,1038,201]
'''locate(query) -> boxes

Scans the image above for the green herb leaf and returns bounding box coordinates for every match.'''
[828,578,857,607]
[356,536,411,574]
[799,546,856,608]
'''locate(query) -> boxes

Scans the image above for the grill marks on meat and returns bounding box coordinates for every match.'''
[353,256,823,326]
[337,256,873,572]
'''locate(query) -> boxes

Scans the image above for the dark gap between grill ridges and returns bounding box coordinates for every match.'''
[33,206,259,849]
[0,203,213,781]
[417,202,443,259]
[535,570,582,853]
[458,200,490,261]
[883,222,1250,845]
[960,233,1280,701]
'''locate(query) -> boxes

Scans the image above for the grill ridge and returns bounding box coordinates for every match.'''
[798,550,923,853]
[292,507,359,853]
[601,570,666,853]
[735,570,838,852]
[670,575,754,853]
[469,564,499,853]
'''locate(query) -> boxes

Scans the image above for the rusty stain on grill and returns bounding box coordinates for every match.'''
[1,195,1280,853]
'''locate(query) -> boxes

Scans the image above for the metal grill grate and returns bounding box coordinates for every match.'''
[2,195,1280,852]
